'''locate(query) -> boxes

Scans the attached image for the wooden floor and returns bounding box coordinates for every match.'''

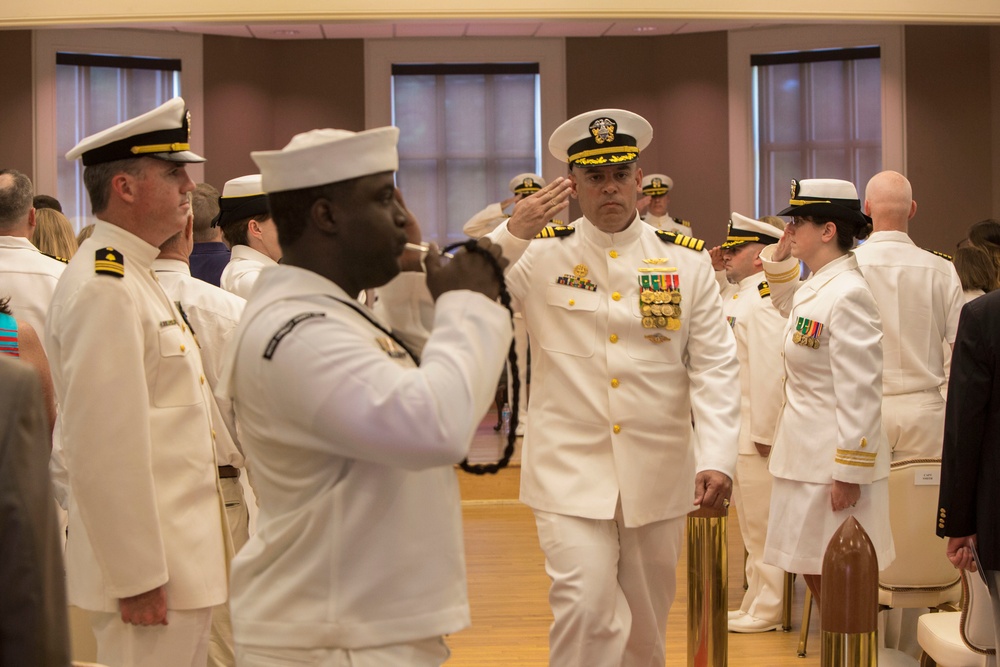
[450,415,824,666]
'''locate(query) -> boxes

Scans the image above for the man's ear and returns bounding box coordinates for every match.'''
[312,198,338,234]
[27,207,36,232]
[110,172,136,203]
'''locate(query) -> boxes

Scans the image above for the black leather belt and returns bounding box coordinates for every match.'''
[218,465,240,479]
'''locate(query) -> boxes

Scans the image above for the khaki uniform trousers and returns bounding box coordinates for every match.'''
[732,452,785,622]
[207,474,250,667]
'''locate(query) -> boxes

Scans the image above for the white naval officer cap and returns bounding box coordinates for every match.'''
[641,173,673,197]
[214,174,269,228]
[508,173,545,195]
[65,97,204,166]
[721,212,784,250]
[548,109,652,167]
[251,127,400,193]
[777,178,869,226]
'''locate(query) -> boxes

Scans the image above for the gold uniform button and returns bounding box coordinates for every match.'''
[613,424,621,434]
[609,250,618,258]
[611,379,620,388]
[609,334,619,343]
[179,344,186,352]
[612,291,621,301]
[200,375,205,385]
[211,429,217,439]
[568,299,576,306]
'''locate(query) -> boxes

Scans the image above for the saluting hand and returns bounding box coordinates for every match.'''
[507,178,573,240]
[772,230,793,262]
[708,246,725,272]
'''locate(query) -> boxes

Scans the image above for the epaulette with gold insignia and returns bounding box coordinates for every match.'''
[673,217,692,228]
[923,248,953,261]
[655,230,705,252]
[42,251,69,263]
[95,247,124,278]
[534,225,575,239]
[758,280,771,298]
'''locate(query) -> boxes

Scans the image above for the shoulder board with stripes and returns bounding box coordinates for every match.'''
[655,230,705,252]
[534,225,575,239]
[264,312,326,360]
[758,280,771,298]
[923,248,953,261]
[42,251,69,263]
[673,217,692,228]
[95,247,124,278]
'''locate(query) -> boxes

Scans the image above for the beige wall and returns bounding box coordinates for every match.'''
[0,31,36,177]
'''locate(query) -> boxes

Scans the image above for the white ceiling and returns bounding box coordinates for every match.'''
[106,18,779,40]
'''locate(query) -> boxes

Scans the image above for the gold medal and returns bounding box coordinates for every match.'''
[656,316,668,328]
[660,304,673,317]
[641,290,655,304]
[667,317,681,331]
[670,291,682,305]
[651,304,662,316]
[642,317,656,329]
[811,338,820,349]
[673,305,682,318]
[641,305,652,316]
[792,332,803,344]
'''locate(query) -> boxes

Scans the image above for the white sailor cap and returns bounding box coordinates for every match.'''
[548,109,652,167]
[722,212,784,250]
[777,178,869,226]
[641,173,673,197]
[509,173,545,195]
[213,174,269,228]
[251,127,399,194]
[65,97,204,166]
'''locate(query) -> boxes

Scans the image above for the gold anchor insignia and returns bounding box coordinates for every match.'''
[644,333,670,344]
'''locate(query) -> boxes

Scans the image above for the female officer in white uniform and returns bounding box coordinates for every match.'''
[759,178,894,604]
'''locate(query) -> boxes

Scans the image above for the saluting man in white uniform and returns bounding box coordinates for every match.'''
[638,173,692,234]
[463,172,547,238]
[718,213,788,634]
[50,97,229,667]
[218,126,513,666]
[217,174,281,298]
[487,109,740,667]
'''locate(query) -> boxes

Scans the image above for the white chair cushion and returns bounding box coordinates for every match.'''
[918,611,989,667]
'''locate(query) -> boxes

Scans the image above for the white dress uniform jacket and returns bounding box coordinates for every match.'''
[760,249,889,486]
[724,272,785,455]
[220,245,278,299]
[46,222,228,612]
[218,266,511,650]
[852,231,964,395]
[462,202,507,238]
[152,258,246,467]
[0,235,66,341]
[488,213,740,527]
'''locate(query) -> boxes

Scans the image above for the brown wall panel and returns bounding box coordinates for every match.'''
[566,32,731,246]
[0,31,35,178]
[905,25,994,252]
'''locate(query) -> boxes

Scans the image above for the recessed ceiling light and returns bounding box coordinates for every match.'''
[634,26,657,33]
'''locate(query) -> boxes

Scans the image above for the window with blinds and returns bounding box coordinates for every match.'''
[752,47,881,217]
[56,53,181,228]
[391,63,540,244]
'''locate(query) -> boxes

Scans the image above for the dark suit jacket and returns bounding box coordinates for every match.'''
[0,356,70,666]
[938,289,1000,570]
[189,241,231,288]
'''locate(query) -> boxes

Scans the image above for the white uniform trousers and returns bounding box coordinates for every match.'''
[731,452,784,623]
[534,502,684,667]
[207,475,250,667]
[90,607,212,667]
[235,636,450,666]
[882,390,945,461]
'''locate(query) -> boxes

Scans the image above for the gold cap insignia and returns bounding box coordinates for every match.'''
[589,117,616,145]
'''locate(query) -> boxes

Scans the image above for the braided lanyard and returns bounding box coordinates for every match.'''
[328,239,518,475]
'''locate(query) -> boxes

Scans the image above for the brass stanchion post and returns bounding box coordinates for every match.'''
[687,504,728,667]
[820,516,879,667]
